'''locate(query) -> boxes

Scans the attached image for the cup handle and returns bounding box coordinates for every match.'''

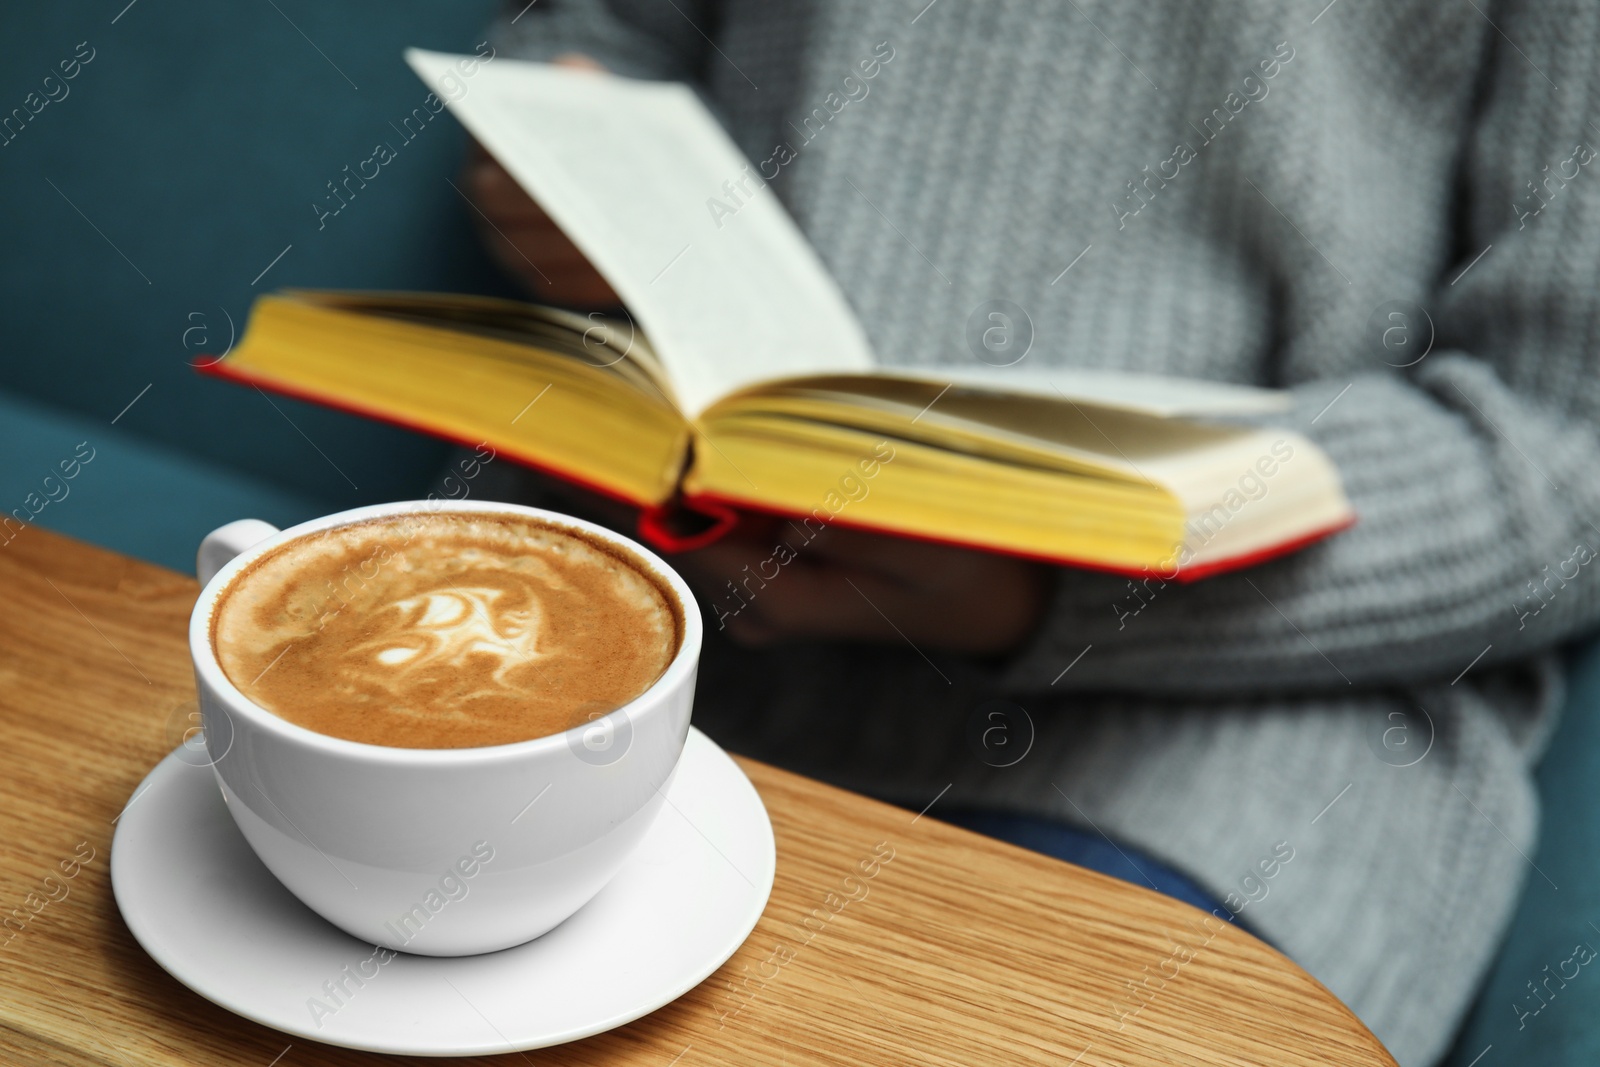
[197,519,280,585]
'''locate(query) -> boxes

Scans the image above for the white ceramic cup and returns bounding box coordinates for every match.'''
[188,500,700,956]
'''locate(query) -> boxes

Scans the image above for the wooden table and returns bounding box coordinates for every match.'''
[0,527,1395,1066]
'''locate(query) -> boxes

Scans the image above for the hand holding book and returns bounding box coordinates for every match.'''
[202,50,1355,582]
[460,53,617,308]
[676,521,1051,655]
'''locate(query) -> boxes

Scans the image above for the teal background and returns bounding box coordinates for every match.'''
[0,0,508,569]
[1440,642,1600,1067]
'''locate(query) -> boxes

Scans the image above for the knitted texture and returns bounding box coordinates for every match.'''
[491,3,1600,1062]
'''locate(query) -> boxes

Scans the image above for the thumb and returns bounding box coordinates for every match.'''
[552,52,607,72]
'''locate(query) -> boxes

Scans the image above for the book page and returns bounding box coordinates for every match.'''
[875,366,1291,417]
[406,49,874,418]
[703,385,1246,478]
[728,367,1290,421]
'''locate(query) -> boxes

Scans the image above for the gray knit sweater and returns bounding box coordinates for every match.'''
[489,3,1600,1063]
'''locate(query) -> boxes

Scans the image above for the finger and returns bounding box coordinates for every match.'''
[466,157,531,195]
[671,537,774,599]
[801,525,925,572]
[486,236,594,271]
[523,275,621,310]
[800,525,996,592]
[459,134,619,307]
[469,203,619,304]
[468,171,553,223]
[486,220,588,247]
[464,155,553,209]
[477,227,620,303]
[679,531,915,627]
[680,542,908,644]
[738,562,909,643]
[553,53,607,72]
[471,196,556,228]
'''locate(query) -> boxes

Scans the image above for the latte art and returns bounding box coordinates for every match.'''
[212,512,682,749]
[366,586,543,675]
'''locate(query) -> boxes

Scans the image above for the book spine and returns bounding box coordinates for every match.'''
[636,499,741,553]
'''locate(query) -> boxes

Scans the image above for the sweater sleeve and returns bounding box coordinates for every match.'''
[1000,0,1600,698]
[487,0,710,82]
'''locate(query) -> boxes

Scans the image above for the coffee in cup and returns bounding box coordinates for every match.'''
[211,511,682,749]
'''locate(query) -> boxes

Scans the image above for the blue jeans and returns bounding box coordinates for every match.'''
[940,808,1236,923]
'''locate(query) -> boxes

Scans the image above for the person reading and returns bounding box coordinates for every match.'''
[451,4,1600,1064]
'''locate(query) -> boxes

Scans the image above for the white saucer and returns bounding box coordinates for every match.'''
[111,728,775,1056]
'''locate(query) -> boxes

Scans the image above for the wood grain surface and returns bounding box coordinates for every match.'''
[0,526,1396,1066]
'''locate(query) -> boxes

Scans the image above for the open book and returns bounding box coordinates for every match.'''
[201,49,1354,579]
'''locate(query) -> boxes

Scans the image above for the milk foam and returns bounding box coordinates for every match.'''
[212,512,680,749]
[373,583,541,666]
